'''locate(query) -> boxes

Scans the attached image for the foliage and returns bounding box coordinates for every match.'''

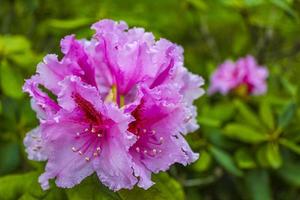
[1,0,300,199]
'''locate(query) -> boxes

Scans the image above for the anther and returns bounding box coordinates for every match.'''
[76,132,80,136]
[72,147,77,152]
[93,152,98,157]
[152,130,156,135]
[85,157,90,161]
[91,127,96,133]
[152,149,157,154]
[84,128,89,132]
[78,151,83,155]
[97,134,102,137]
[136,147,140,152]
[96,147,101,152]
[143,129,147,133]
[143,150,148,154]
[159,137,164,143]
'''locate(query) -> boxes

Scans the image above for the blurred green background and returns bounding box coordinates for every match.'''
[1,0,300,199]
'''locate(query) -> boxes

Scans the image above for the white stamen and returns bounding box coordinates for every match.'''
[152,149,157,154]
[85,157,90,161]
[159,137,164,143]
[78,151,83,155]
[72,147,77,152]
[136,147,140,152]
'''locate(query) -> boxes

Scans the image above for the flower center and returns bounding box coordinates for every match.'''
[71,125,106,162]
[71,93,109,162]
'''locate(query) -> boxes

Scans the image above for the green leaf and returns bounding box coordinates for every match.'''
[269,0,297,19]
[0,60,24,99]
[245,170,272,200]
[234,148,256,169]
[266,143,282,169]
[198,117,221,127]
[278,161,300,187]
[0,142,20,175]
[193,150,212,172]
[119,173,185,200]
[186,0,207,10]
[0,172,42,200]
[259,100,275,130]
[66,175,119,200]
[209,146,243,176]
[256,145,270,167]
[234,100,262,128]
[47,18,93,30]
[18,193,37,200]
[278,102,296,129]
[0,35,30,55]
[279,138,300,155]
[224,123,268,144]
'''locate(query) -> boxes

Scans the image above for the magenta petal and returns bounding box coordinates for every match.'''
[37,54,82,94]
[127,84,198,184]
[209,55,268,96]
[93,128,138,191]
[23,75,60,119]
[24,127,47,161]
[38,119,94,190]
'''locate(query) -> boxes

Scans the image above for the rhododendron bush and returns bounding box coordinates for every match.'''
[1,1,300,200]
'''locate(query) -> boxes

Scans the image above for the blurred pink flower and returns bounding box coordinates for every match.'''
[208,55,268,96]
[23,19,204,191]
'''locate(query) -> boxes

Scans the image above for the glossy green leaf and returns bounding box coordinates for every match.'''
[234,148,256,169]
[256,145,270,167]
[279,138,300,155]
[0,172,41,200]
[47,18,93,30]
[234,100,262,128]
[259,100,275,130]
[0,60,23,99]
[193,150,212,172]
[0,142,20,175]
[245,170,272,200]
[209,146,243,177]
[66,175,118,200]
[270,0,297,19]
[0,35,30,55]
[278,161,300,187]
[198,117,221,127]
[119,173,185,200]
[266,143,282,169]
[224,123,268,143]
[278,102,296,129]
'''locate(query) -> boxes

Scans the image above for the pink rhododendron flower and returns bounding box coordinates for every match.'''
[23,19,204,191]
[208,55,268,95]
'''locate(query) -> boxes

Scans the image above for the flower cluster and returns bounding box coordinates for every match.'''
[208,55,268,96]
[23,19,204,191]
